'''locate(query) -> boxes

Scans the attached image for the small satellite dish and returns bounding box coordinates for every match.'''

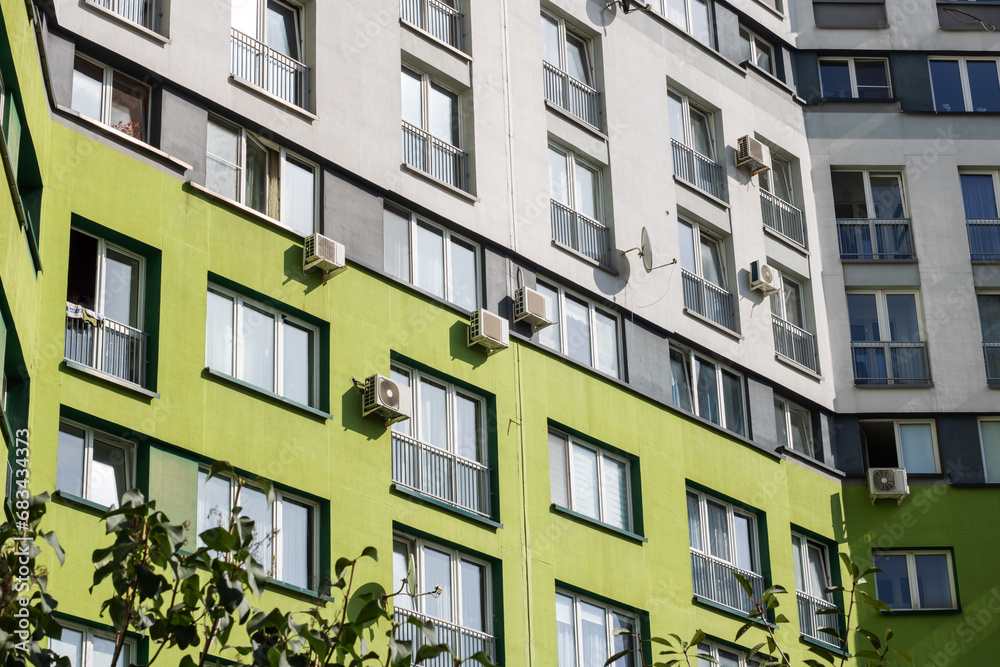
[640,227,653,273]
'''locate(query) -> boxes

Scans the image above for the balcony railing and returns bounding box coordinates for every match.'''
[691,550,765,615]
[985,343,1000,387]
[760,190,806,248]
[682,269,735,331]
[851,341,931,386]
[65,315,148,387]
[92,0,159,32]
[837,218,914,261]
[392,431,490,517]
[549,200,612,268]
[400,0,464,50]
[797,591,841,648]
[967,218,1000,262]
[231,29,309,109]
[542,61,600,129]
[402,122,469,192]
[671,139,724,200]
[394,608,494,667]
[772,316,820,374]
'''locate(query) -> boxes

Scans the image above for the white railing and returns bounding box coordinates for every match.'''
[65,316,147,387]
[542,61,600,129]
[671,139,724,200]
[400,0,464,50]
[967,218,1000,262]
[92,0,159,31]
[549,199,612,268]
[760,190,806,248]
[231,29,309,109]
[851,341,931,386]
[984,343,1000,387]
[772,316,820,373]
[690,550,765,615]
[402,122,468,191]
[837,218,914,260]
[797,591,841,648]
[394,608,494,667]
[392,431,490,517]
[681,269,735,331]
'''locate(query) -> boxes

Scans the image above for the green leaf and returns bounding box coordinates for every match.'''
[734,572,753,599]
[807,646,835,663]
[817,628,842,640]
[207,461,234,481]
[885,628,894,642]
[43,530,66,565]
[254,477,276,507]
[689,630,706,647]
[414,643,450,663]
[465,650,497,667]
[893,649,913,664]
[854,650,881,660]
[604,649,634,666]
[335,556,354,581]
[735,622,753,641]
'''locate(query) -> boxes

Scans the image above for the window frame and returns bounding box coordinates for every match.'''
[979,418,1000,484]
[859,419,941,474]
[678,219,728,288]
[71,53,151,142]
[774,396,813,457]
[696,641,762,667]
[846,290,925,343]
[401,65,463,150]
[739,27,774,75]
[791,533,832,599]
[668,89,717,161]
[770,274,805,328]
[540,11,595,87]
[68,228,147,328]
[959,170,1000,217]
[686,487,760,574]
[535,280,622,379]
[233,0,304,61]
[818,57,892,99]
[872,549,958,611]
[548,429,633,532]
[929,56,1000,113]
[647,0,715,46]
[759,152,796,205]
[56,419,135,508]
[548,143,604,223]
[555,589,639,667]
[670,345,747,436]
[48,621,136,667]
[831,170,908,219]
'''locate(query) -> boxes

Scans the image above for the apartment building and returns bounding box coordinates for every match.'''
[2,0,998,663]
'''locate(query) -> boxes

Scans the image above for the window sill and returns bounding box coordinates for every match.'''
[853,381,933,389]
[265,578,330,602]
[776,446,845,477]
[774,353,823,381]
[185,181,309,240]
[543,100,607,140]
[63,359,160,399]
[673,175,730,209]
[637,9,748,79]
[399,19,472,62]
[879,607,960,616]
[683,308,743,340]
[550,504,646,544]
[82,0,170,44]
[391,484,502,530]
[205,368,331,421]
[751,0,787,20]
[229,75,317,121]
[692,594,773,626]
[840,257,917,264]
[401,163,479,203]
[52,490,110,515]
[799,634,848,657]
[742,61,798,100]
[762,225,809,255]
[551,240,617,276]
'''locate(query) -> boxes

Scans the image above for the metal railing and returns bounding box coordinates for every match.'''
[550,200,612,268]
[231,29,309,109]
[967,218,1000,262]
[392,431,490,517]
[65,316,147,387]
[797,591,841,648]
[836,218,914,260]
[691,550,765,615]
[851,341,931,386]
[682,269,735,331]
[400,0,464,50]
[542,61,600,129]
[394,608,494,667]
[772,316,820,373]
[92,0,159,32]
[760,190,806,247]
[985,343,1000,387]
[671,139,724,200]
[402,122,468,191]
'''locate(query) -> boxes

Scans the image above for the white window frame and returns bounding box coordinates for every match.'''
[791,533,832,599]
[696,641,761,667]
[770,274,805,328]
[234,0,304,61]
[56,419,135,508]
[548,429,633,531]
[872,550,957,611]
[556,589,639,667]
[668,90,717,160]
[686,488,760,574]
[540,10,595,86]
[69,228,146,328]
[679,219,728,288]
[71,53,150,140]
[670,345,747,436]
[646,0,715,46]
[818,57,892,99]
[739,27,774,75]
[536,280,622,379]
[548,143,604,223]
[960,171,1000,216]
[859,419,941,474]
[205,283,321,407]
[48,622,136,667]
[832,170,908,219]
[759,152,796,205]
[401,65,463,149]
[979,418,1000,484]
[774,396,813,457]
[929,56,1000,113]
[846,290,925,343]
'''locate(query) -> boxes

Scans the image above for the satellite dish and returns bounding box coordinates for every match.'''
[640,227,653,273]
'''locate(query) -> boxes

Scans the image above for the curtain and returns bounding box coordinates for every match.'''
[241,486,273,572]
[197,471,232,547]
[418,380,448,449]
[549,433,569,507]
[244,136,268,214]
[283,157,314,236]
[241,304,275,392]
[706,501,730,561]
[579,602,607,667]
[564,296,592,367]
[601,455,629,529]
[686,492,702,551]
[48,627,83,667]
[392,540,414,610]
[537,283,561,352]
[732,514,753,571]
[594,310,619,377]
[422,548,453,622]
[774,400,789,449]
[695,358,719,425]
[449,237,477,311]
[571,444,600,520]
[671,349,693,411]
[960,174,998,218]
[90,439,127,508]
[460,560,486,633]
[281,321,312,406]
[280,500,310,589]
[556,595,577,667]
[721,370,745,436]
[898,423,936,474]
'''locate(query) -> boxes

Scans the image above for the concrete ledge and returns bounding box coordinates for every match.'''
[401,162,479,203]
[391,484,502,530]
[551,504,647,543]
[185,181,308,240]
[63,359,160,399]
[683,308,743,340]
[82,0,170,44]
[229,75,317,121]
[204,367,331,421]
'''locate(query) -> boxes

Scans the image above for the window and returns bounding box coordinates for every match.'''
[873,550,957,610]
[678,220,734,331]
[56,420,133,508]
[71,54,149,141]
[695,642,762,667]
[792,534,839,646]
[206,284,319,407]
[206,117,317,236]
[670,346,746,436]
[389,363,490,516]
[400,0,463,50]
[687,489,761,613]
[49,623,134,667]
[774,397,812,457]
[401,66,467,190]
[548,430,632,531]
[548,145,610,265]
[383,204,479,310]
[392,535,494,660]
[536,281,620,378]
[230,0,307,107]
[833,170,912,260]
[668,90,723,199]
[978,293,1000,384]
[961,173,1000,262]
[930,57,1000,113]
[739,27,774,74]
[555,590,637,667]
[770,274,819,373]
[980,419,1000,483]
[647,0,713,45]
[541,12,599,128]
[847,291,929,385]
[770,275,803,328]
[860,420,939,474]
[819,58,891,99]
[89,0,161,31]
[198,468,317,589]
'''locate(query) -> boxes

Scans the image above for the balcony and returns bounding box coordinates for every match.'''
[690,550,765,615]
[851,341,931,386]
[231,29,309,109]
[394,608,494,666]
[985,343,1000,387]
[91,0,160,32]
[967,218,1000,262]
[760,190,806,248]
[402,122,469,192]
[671,139,724,200]
[681,269,736,332]
[65,314,148,387]
[797,591,841,649]
[836,218,914,261]
[550,200,612,268]
[392,431,490,517]
[542,61,600,129]
[772,316,820,374]
[400,0,464,51]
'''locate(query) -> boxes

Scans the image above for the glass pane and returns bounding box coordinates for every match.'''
[207,122,241,200]
[579,602,608,667]
[983,421,1000,484]
[899,423,936,474]
[565,295,592,367]
[960,174,999,218]
[109,72,148,140]
[930,60,965,112]
[772,158,793,203]
[831,171,868,218]
[423,548,453,621]
[671,348,693,411]
[265,1,298,59]
[717,649,740,667]
[807,544,828,597]
[594,310,619,378]
[91,634,120,667]
[102,249,140,327]
[197,471,231,543]
[847,293,881,342]
[206,291,235,375]
[90,438,128,507]
[855,59,891,99]
[885,294,920,342]
[601,455,628,529]
[789,409,812,456]
[874,554,911,609]
[556,594,577,667]
[687,491,702,551]
[454,393,482,462]
[612,613,636,667]
[419,380,448,449]
[869,175,904,219]
[695,358,719,425]
[667,0,687,29]
[429,83,459,146]
[689,108,714,159]
[49,627,83,667]
[783,280,803,328]
[56,424,86,498]
[690,0,711,45]
[415,223,445,298]
[549,432,569,506]
[678,221,697,273]
[979,294,1000,342]
[755,40,773,73]
[450,237,478,310]
[699,235,724,287]
[774,400,789,448]
[401,69,423,128]
[242,305,276,391]
[280,500,310,589]
[721,369,745,436]
[571,443,600,519]
[791,535,804,592]
[460,560,486,632]
[244,137,269,213]
[967,60,1000,112]
[706,500,730,561]
[733,514,753,571]
[242,485,273,570]
[537,283,561,352]
[232,0,258,36]
[282,321,312,406]
[541,14,561,66]
[915,554,952,608]
[284,157,314,235]
[549,147,569,205]
[71,56,104,121]
[573,161,600,220]
[739,28,752,64]
[668,91,685,143]
[392,540,413,610]
[384,207,411,281]
[565,33,591,85]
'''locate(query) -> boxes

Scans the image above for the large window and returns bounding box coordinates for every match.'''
[978,293,1000,384]
[401,66,467,190]
[548,430,632,531]
[980,419,1000,483]
[541,12,599,128]
[56,420,133,508]
[678,220,734,331]
[536,281,620,378]
[668,90,722,198]
[739,27,773,74]
[930,57,1000,113]
[758,150,807,248]
[961,173,1000,262]
[206,284,319,407]
[695,642,762,667]
[198,468,317,590]
[770,274,819,373]
[71,54,150,142]
[792,534,839,646]
[206,117,317,236]
[646,0,713,45]
[860,420,939,474]
[670,346,746,437]
[49,623,134,667]
[548,144,610,266]
[383,204,479,310]
[230,0,307,107]
[774,396,812,457]
[873,550,957,611]
[819,58,891,99]
[847,291,929,385]
[555,591,637,667]
[832,170,913,261]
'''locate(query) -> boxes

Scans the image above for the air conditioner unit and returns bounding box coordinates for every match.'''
[513,286,554,331]
[750,260,782,295]
[361,374,411,425]
[868,467,910,504]
[468,308,509,354]
[736,136,769,176]
[303,233,347,276]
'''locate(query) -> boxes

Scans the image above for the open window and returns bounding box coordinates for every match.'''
[56,420,134,508]
[71,54,149,142]
[860,420,939,474]
[230,0,309,108]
